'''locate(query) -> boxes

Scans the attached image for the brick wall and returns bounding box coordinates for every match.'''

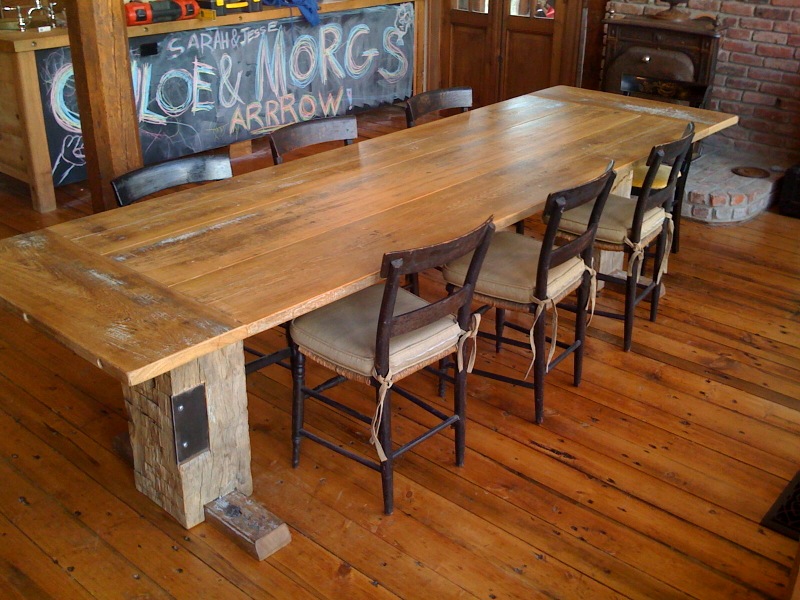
[606,0,800,162]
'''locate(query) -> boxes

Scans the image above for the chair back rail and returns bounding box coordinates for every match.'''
[111,154,232,206]
[374,218,495,375]
[268,115,358,165]
[538,163,616,297]
[405,87,473,128]
[630,123,695,241]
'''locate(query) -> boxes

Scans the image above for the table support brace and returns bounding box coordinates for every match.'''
[121,342,254,528]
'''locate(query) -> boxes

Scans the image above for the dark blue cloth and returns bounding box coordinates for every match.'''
[262,0,320,26]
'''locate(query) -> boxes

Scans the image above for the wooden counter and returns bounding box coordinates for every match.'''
[0,0,424,212]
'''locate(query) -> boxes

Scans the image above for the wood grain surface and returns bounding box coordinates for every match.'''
[0,88,737,385]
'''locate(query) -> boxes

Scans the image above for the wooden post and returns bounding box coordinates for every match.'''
[122,342,253,529]
[63,0,142,213]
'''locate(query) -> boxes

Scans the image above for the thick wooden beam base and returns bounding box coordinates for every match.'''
[205,491,292,560]
[121,342,252,528]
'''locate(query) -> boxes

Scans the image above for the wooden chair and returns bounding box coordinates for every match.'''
[621,74,709,253]
[404,87,473,128]
[289,219,495,514]
[268,115,358,165]
[557,124,695,352]
[441,164,616,424]
[111,153,291,373]
[111,154,232,207]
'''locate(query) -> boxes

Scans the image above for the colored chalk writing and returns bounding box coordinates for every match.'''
[37,3,414,185]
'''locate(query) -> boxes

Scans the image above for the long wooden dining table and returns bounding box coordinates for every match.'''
[0,86,737,534]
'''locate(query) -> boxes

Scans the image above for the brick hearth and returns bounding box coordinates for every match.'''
[683,145,791,224]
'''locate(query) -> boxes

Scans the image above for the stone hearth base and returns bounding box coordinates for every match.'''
[684,146,791,225]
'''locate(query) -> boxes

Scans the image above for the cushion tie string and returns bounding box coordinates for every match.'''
[456,312,482,373]
[586,261,598,327]
[623,236,647,280]
[370,368,395,462]
[524,297,557,380]
[655,213,674,284]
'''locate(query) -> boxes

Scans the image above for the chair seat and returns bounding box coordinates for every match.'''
[632,164,669,190]
[559,194,666,246]
[290,284,463,379]
[442,231,587,305]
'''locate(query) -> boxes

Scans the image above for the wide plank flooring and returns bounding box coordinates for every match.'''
[1,105,799,599]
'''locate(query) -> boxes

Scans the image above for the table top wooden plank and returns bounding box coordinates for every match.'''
[54,102,680,288]
[0,230,245,385]
[0,87,737,384]
[533,86,739,140]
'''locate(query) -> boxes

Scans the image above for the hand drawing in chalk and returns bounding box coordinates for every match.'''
[52,134,85,185]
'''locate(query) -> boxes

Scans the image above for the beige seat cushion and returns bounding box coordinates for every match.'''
[290,284,463,379]
[558,193,666,245]
[632,164,669,189]
[442,231,587,305]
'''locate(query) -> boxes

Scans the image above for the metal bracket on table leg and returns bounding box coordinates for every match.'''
[171,384,210,464]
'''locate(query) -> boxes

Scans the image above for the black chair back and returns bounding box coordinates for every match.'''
[631,122,695,242]
[268,115,358,165]
[405,87,473,128]
[539,163,616,298]
[374,219,494,376]
[111,154,232,207]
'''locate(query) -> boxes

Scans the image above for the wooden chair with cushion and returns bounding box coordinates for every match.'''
[110,153,291,374]
[268,115,358,165]
[111,153,232,207]
[404,86,473,128]
[557,123,695,352]
[441,164,616,424]
[621,74,709,253]
[289,219,495,514]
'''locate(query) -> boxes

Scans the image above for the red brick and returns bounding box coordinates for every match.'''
[752,31,788,44]
[726,28,754,41]
[721,2,754,17]
[761,82,800,99]
[764,57,800,72]
[754,6,793,21]
[720,125,749,140]
[781,72,800,86]
[688,191,707,205]
[691,206,712,219]
[740,17,776,31]
[752,131,800,151]
[725,76,761,91]
[716,62,749,77]
[729,194,747,206]
[772,0,800,6]
[777,97,800,112]
[714,87,745,101]
[730,52,765,67]
[756,44,795,59]
[719,100,753,115]
[748,67,784,82]
[691,0,721,11]
[753,106,798,123]
[774,21,800,35]
[742,91,778,105]
[719,16,741,29]
[722,39,757,53]
[710,194,728,207]
[790,34,800,47]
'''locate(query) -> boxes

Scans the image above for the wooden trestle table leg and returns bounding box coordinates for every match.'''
[119,341,291,559]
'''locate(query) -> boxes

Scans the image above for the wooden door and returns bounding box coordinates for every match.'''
[441,0,581,107]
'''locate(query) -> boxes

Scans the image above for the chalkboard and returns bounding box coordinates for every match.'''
[36,3,414,186]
